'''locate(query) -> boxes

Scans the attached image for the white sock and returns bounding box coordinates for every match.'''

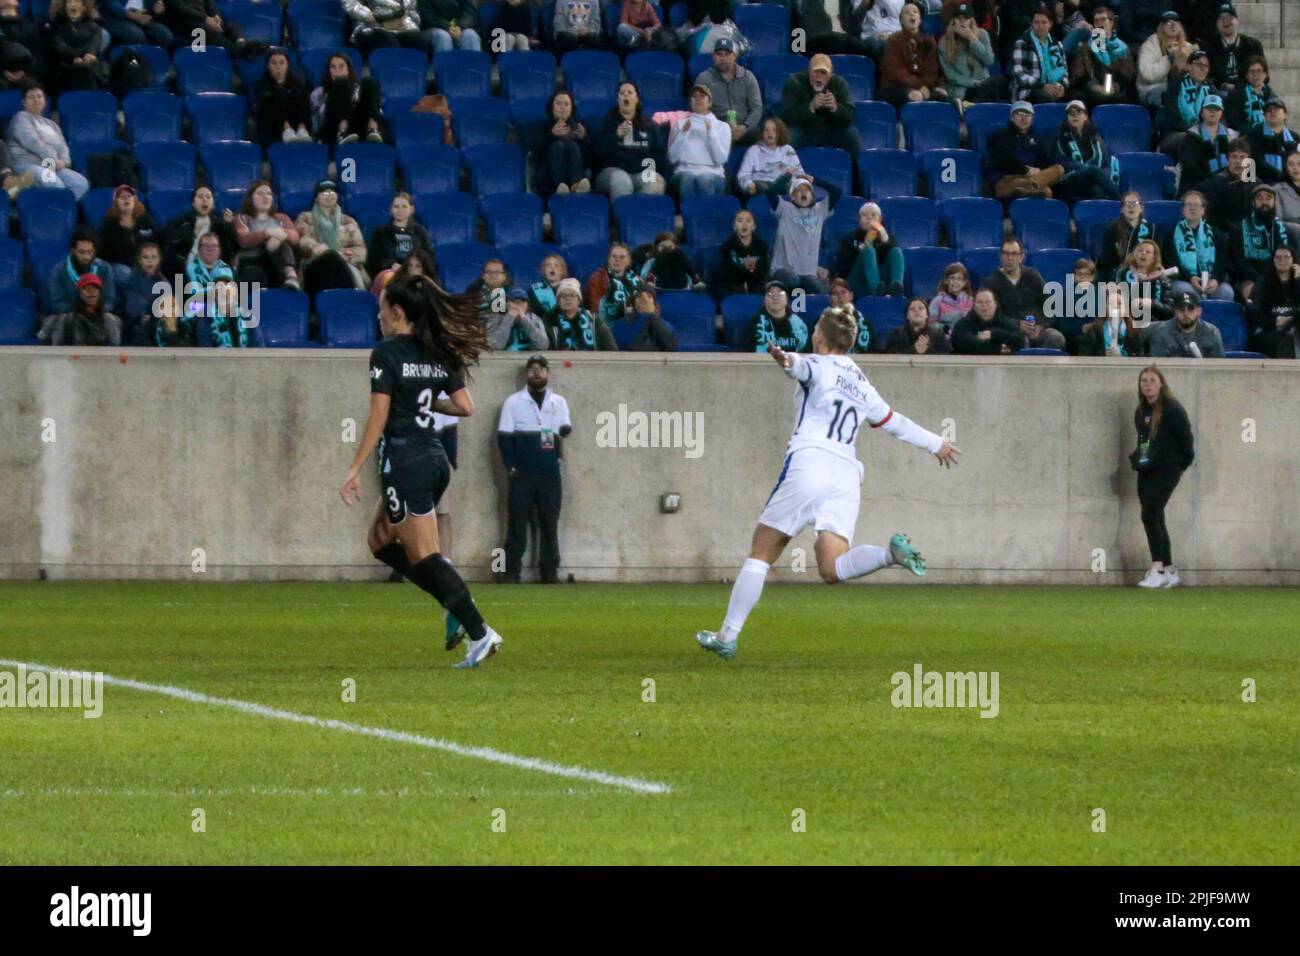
[834,545,892,582]
[720,558,769,643]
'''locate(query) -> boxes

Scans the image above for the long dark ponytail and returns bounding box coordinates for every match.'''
[384,273,487,374]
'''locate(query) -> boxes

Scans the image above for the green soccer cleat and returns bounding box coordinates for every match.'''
[444,612,466,651]
[696,630,737,660]
[890,532,926,576]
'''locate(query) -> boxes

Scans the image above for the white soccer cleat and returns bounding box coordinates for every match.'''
[453,627,503,669]
[1161,569,1182,588]
[1137,568,1167,589]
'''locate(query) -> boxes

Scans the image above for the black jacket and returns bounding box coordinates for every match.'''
[885,322,951,354]
[367,221,432,276]
[950,309,1022,354]
[987,125,1054,178]
[1135,399,1194,472]
[1097,217,1157,280]
[160,211,239,278]
[718,233,770,295]
[1203,32,1264,89]
[982,267,1048,324]
[255,72,311,145]
[1202,172,1255,231]
[98,215,158,267]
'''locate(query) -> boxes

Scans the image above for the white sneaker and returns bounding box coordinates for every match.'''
[1137,568,1167,588]
[453,627,503,669]
[1161,569,1181,588]
[295,125,312,143]
[282,126,297,143]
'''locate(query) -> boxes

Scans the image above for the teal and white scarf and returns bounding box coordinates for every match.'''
[1194,123,1231,175]
[555,309,598,350]
[1257,126,1297,174]
[206,309,249,349]
[1240,83,1273,130]
[1028,29,1066,86]
[1177,75,1211,128]
[1239,213,1289,263]
[753,312,809,352]
[1088,31,1128,66]
[1173,219,1216,276]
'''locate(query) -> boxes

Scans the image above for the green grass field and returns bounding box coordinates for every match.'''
[2,581,1297,865]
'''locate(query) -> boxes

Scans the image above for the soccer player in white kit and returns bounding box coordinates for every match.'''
[697,308,961,660]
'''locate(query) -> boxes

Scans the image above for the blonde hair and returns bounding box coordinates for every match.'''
[817,307,856,352]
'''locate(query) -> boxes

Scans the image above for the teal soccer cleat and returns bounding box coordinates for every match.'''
[889,533,926,576]
[444,612,466,651]
[696,630,737,660]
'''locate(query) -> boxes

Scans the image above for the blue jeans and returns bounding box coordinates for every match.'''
[1169,278,1234,302]
[105,16,173,50]
[771,269,827,295]
[673,171,725,197]
[19,163,90,200]
[427,27,481,52]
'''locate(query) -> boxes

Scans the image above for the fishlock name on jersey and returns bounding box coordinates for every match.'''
[402,362,446,379]
[834,370,871,404]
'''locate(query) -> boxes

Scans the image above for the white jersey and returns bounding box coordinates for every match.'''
[784,354,896,470]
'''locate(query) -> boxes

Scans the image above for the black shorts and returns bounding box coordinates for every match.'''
[377,439,451,525]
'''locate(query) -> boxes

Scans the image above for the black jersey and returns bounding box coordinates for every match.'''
[369,334,465,445]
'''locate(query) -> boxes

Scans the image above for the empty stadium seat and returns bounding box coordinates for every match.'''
[798,147,854,197]
[499,50,557,102]
[415,191,478,244]
[224,0,283,44]
[0,236,23,291]
[857,295,906,339]
[750,54,807,105]
[1010,198,1070,249]
[509,96,552,153]
[0,288,37,344]
[830,56,875,101]
[959,247,1003,287]
[1201,300,1247,351]
[201,141,262,196]
[963,102,1010,153]
[561,242,609,285]
[371,48,431,114]
[147,189,191,227]
[857,149,916,199]
[549,193,611,247]
[17,190,77,244]
[335,143,396,197]
[901,101,960,151]
[626,51,685,102]
[919,149,981,201]
[1092,103,1151,155]
[1027,248,1080,286]
[124,91,182,145]
[173,48,233,96]
[28,240,67,313]
[856,117,898,151]
[823,200,866,262]
[903,246,958,298]
[1119,153,1176,203]
[317,290,379,347]
[481,193,544,245]
[390,113,445,152]
[251,288,314,347]
[499,241,562,285]
[732,4,790,56]
[1072,199,1121,253]
[464,144,526,196]
[288,0,347,45]
[879,197,940,248]
[1031,101,1068,141]
[437,242,499,293]
[658,291,717,349]
[1144,200,1183,237]
[722,294,763,347]
[434,49,491,100]
[57,91,121,154]
[108,45,170,91]
[80,187,121,226]
[186,93,248,144]
[681,194,741,249]
[451,97,511,149]
[269,142,330,199]
[562,51,620,114]
[614,193,675,248]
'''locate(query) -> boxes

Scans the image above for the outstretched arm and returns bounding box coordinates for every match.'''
[873,409,961,467]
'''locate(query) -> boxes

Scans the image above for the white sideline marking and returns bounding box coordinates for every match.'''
[0,660,673,796]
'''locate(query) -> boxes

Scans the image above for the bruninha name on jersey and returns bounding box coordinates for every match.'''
[402,362,444,379]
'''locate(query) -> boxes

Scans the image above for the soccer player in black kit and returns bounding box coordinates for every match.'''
[339,273,504,668]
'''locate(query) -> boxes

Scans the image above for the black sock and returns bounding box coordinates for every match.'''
[410,554,487,641]
[373,543,415,580]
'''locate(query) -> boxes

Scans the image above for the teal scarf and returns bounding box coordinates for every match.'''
[1028,29,1066,86]
[311,203,342,253]
[1173,219,1216,276]
[1258,126,1297,174]
[555,309,598,350]
[1194,123,1231,175]
[1088,31,1128,67]
[1241,83,1273,130]
[753,312,809,352]
[1123,267,1166,304]
[1101,316,1129,355]
[1239,213,1289,262]
[207,308,249,348]
[1177,76,1211,128]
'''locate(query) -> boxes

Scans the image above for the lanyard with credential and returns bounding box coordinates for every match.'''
[527,391,556,451]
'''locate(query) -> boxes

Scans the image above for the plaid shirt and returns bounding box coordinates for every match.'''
[1010,35,1065,100]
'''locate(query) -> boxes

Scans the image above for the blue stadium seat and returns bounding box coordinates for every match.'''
[1010,197,1070,249]
[335,143,396,198]
[450,97,511,149]
[857,295,906,339]
[390,113,445,151]
[549,193,611,247]
[107,45,170,91]
[722,293,763,347]
[0,236,23,291]
[688,53,712,83]
[919,149,981,201]
[1072,199,1120,253]
[318,290,379,347]
[798,147,853,197]
[963,102,1011,153]
[748,201,777,246]
[1201,300,1247,351]
[371,48,430,114]
[57,91,121,154]
[879,197,940,248]
[614,193,675,248]
[434,49,490,100]
[732,4,790,56]
[1144,199,1183,237]
[561,243,608,286]
[1031,101,1068,142]
[626,51,685,102]
[856,118,898,151]
[681,194,741,248]
[288,0,347,48]
[268,142,330,199]
[0,88,26,128]
[201,141,262,196]
[857,149,916,199]
[124,91,182,145]
[0,288,37,344]
[750,54,807,106]
[854,99,895,127]
[173,48,233,96]
[499,50,557,102]
[251,288,314,347]
[1019,347,1068,355]
[1226,350,1268,358]
[959,247,1003,288]
[499,241,562,285]
[346,193,393,241]
[437,242,499,293]
[901,246,957,298]
[215,188,247,215]
[562,51,620,115]
[1092,103,1151,155]
[186,93,248,144]
[823,199,866,261]
[658,291,717,348]
[1119,152,1176,203]
[942,195,1003,231]
[1027,247,1079,286]
[908,120,960,153]
[400,143,461,194]
[28,240,67,313]
[481,193,544,245]
[80,187,120,226]
[789,293,831,324]
[901,101,960,151]
[921,12,944,36]
[415,191,478,244]
[509,96,552,153]
[17,189,78,244]
[224,0,283,44]
[830,56,875,101]
[464,144,526,196]
[147,189,191,227]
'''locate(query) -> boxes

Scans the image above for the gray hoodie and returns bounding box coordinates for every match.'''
[6,110,70,168]
[1148,317,1226,358]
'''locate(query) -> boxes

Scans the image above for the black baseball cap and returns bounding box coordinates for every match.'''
[1159,10,1181,22]
[1265,97,1288,111]
[1187,50,1209,64]
[1217,3,1238,18]
[526,354,549,369]
[507,287,529,302]
[1172,290,1200,308]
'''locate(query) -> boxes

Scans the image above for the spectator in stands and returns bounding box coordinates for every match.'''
[294,180,369,297]
[0,138,31,200]
[985,238,1065,350]
[547,276,617,349]
[6,83,90,200]
[487,287,550,351]
[1233,183,1292,302]
[1203,138,1255,229]
[371,246,438,294]
[121,240,166,344]
[928,262,974,332]
[196,266,264,347]
[719,207,770,295]
[887,295,951,353]
[47,0,108,96]
[608,285,678,350]
[255,48,313,146]
[1163,190,1234,302]
[234,180,302,291]
[770,176,842,294]
[367,192,431,277]
[1148,288,1224,355]
[1225,55,1273,132]
[593,82,667,200]
[1121,238,1172,322]
[586,242,644,324]
[418,0,481,51]
[1273,153,1300,240]
[529,253,570,320]
[535,90,591,198]
[681,0,733,35]
[1011,5,1069,105]
[467,257,511,316]
[988,101,1064,199]
[739,279,810,352]
[669,85,731,197]
[836,201,905,297]
[939,4,1004,105]
[1246,245,1300,357]
[694,38,762,147]
[1161,49,1214,152]
[799,0,872,57]
[1204,2,1261,92]
[186,231,233,293]
[1078,282,1137,355]
[554,0,605,51]
[1051,100,1122,202]
[161,0,256,56]
[1177,94,1234,195]
[637,231,706,291]
[310,53,385,146]
[103,0,173,50]
[495,0,538,51]
[341,0,431,56]
[828,276,878,352]
[1249,99,1298,184]
[98,185,157,301]
[778,54,860,152]
[878,3,948,107]
[617,0,676,50]
[858,0,905,60]
[161,185,237,279]
[1055,0,1095,56]
[150,288,195,347]
[737,117,804,197]
[1119,0,1167,46]
[0,0,42,79]
[1067,6,1134,108]
[48,228,116,314]
[1136,10,1194,108]
[951,287,1021,353]
[39,273,121,345]
[1098,191,1157,280]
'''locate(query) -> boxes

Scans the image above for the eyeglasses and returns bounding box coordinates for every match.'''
[1122,201,1142,208]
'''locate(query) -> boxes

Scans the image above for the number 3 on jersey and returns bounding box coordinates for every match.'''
[415,388,434,428]
[827,399,861,445]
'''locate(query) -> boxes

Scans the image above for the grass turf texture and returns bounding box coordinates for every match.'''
[2,581,1297,865]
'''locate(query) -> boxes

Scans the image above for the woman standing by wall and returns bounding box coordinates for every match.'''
[1132,367,1195,589]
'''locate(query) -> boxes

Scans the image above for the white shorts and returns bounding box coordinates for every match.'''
[757,450,863,542]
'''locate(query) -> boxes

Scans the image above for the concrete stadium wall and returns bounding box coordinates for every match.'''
[2,348,1299,586]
